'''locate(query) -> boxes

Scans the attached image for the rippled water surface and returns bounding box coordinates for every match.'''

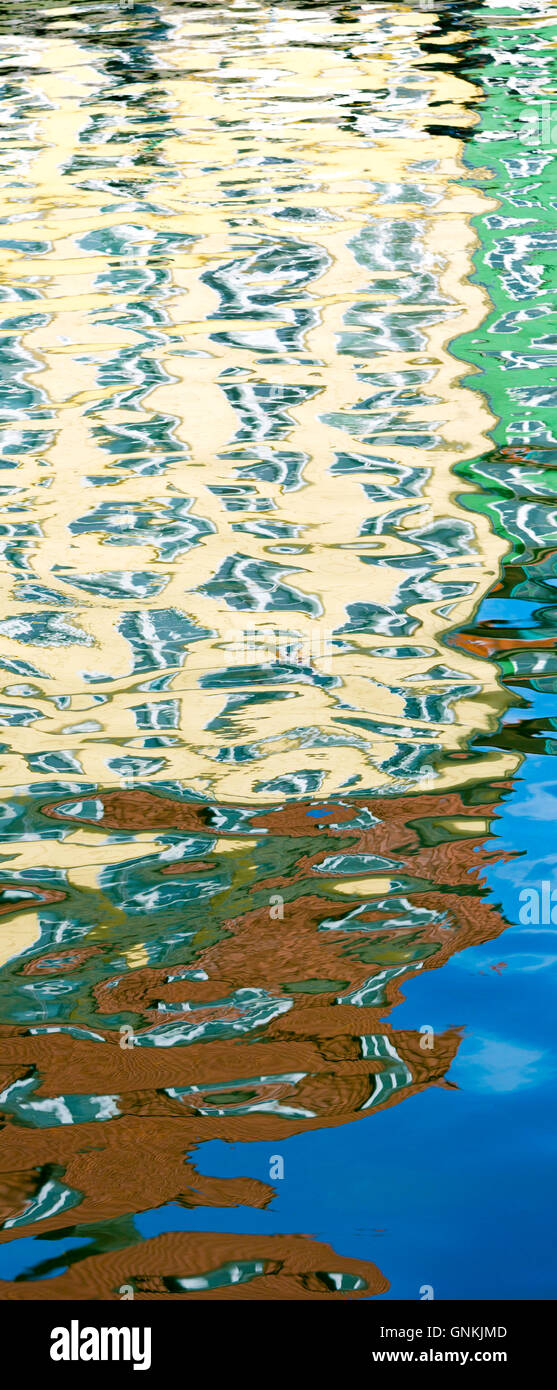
[0,0,556,1300]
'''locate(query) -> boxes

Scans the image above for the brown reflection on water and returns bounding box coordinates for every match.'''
[0,780,514,1298]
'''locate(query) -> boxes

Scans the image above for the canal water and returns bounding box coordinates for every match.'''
[0,0,555,1299]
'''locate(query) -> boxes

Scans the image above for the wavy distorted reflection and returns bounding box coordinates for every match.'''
[0,0,555,1300]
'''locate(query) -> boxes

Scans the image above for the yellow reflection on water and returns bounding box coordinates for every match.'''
[0,1,518,828]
